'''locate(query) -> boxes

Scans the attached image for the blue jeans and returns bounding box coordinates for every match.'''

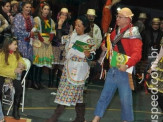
[0,102,4,121]
[94,68,134,121]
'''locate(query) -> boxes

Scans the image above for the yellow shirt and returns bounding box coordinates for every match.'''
[0,52,25,79]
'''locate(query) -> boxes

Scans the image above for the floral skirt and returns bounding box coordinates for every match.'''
[147,57,163,93]
[54,67,84,106]
[18,40,33,61]
[33,42,54,68]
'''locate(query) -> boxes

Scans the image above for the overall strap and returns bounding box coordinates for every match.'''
[116,40,126,55]
[112,28,129,54]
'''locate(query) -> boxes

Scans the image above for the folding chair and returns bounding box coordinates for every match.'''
[21,58,31,112]
[2,58,31,114]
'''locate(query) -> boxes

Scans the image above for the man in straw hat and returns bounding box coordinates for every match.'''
[86,9,102,84]
[86,9,102,50]
[91,7,142,122]
[86,9,102,49]
[141,17,163,80]
[10,0,19,16]
[160,18,163,32]
[134,12,147,33]
[142,17,162,60]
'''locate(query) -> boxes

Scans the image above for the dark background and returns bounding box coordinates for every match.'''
[34,0,163,28]
[121,0,163,10]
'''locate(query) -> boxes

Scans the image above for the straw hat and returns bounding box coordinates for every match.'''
[152,18,160,24]
[118,7,134,19]
[11,0,19,5]
[86,9,96,16]
[60,8,68,13]
[33,39,41,48]
[139,13,147,19]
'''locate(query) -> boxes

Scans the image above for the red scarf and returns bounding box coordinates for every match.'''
[22,14,33,32]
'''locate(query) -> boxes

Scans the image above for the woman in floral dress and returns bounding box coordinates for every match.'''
[46,15,95,122]
[147,38,163,113]
[13,1,34,61]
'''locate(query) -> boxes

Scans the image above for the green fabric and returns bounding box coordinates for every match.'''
[72,40,90,52]
[33,55,54,67]
[41,18,51,33]
[110,51,128,67]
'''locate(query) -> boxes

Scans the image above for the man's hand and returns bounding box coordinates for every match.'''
[105,5,111,9]
[118,64,128,72]
[147,68,152,74]
[101,45,107,51]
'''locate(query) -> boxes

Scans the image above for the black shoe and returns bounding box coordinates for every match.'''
[48,83,51,88]
[31,83,40,90]
[38,83,45,89]
[13,111,20,120]
[12,105,20,120]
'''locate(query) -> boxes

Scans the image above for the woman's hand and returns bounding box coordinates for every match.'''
[15,68,23,74]
[18,62,25,70]
[84,50,90,58]
[58,18,65,29]
[15,62,25,74]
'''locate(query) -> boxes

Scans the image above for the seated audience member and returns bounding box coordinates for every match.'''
[0,37,26,120]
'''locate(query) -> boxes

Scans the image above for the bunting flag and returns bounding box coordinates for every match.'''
[106,33,113,60]
[110,51,134,74]
[72,40,90,52]
[110,51,129,68]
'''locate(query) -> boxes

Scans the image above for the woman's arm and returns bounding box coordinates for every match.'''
[0,14,9,32]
